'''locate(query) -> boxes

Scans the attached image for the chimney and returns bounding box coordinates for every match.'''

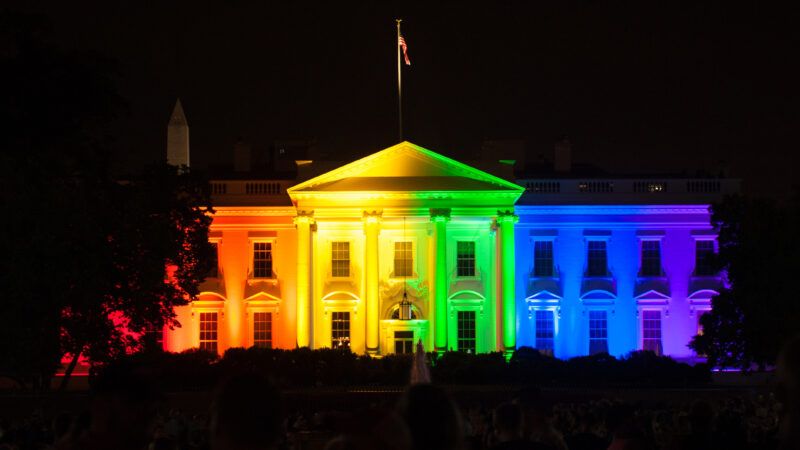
[234,138,252,172]
[167,99,190,167]
[554,135,571,173]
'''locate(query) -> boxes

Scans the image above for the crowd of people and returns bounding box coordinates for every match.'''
[0,336,798,450]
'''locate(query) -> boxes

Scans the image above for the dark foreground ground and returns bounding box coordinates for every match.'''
[0,370,776,418]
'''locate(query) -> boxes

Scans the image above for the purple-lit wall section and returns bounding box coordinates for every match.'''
[514,205,722,360]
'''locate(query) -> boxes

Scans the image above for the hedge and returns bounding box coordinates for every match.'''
[91,346,710,391]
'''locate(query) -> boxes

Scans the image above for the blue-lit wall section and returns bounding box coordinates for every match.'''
[514,205,721,360]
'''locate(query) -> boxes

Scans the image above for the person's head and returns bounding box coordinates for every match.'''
[778,335,800,412]
[492,402,523,442]
[397,384,464,450]
[514,387,552,434]
[688,400,715,434]
[210,373,283,450]
[51,411,73,443]
[778,335,800,447]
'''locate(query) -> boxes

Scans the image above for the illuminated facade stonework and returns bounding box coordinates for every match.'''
[162,109,735,359]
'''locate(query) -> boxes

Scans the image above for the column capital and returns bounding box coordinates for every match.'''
[429,208,451,223]
[293,210,315,226]
[496,210,519,224]
[363,210,383,225]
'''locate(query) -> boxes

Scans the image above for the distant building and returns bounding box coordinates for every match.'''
[163,101,737,360]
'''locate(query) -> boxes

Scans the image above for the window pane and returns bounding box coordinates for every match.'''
[331,311,351,348]
[394,241,413,277]
[534,241,554,277]
[199,312,218,353]
[208,242,219,278]
[457,310,476,353]
[586,241,608,277]
[588,310,608,355]
[642,310,663,355]
[253,242,273,278]
[695,240,716,276]
[394,330,414,354]
[640,241,662,277]
[253,312,273,348]
[456,241,476,277]
[332,242,350,277]
[535,310,554,353]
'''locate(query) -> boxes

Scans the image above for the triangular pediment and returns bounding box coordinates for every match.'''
[526,290,562,303]
[288,142,524,194]
[635,289,671,304]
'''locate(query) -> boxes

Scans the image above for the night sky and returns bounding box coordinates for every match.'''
[7,1,799,198]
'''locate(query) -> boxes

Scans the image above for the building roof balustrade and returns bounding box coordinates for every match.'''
[517,178,740,205]
[209,179,295,206]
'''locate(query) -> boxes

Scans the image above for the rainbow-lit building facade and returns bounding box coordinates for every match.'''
[162,102,737,360]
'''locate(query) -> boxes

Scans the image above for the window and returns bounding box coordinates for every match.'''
[331,242,350,277]
[331,312,351,348]
[208,242,219,278]
[457,311,476,353]
[199,312,218,353]
[535,310,555,354]
[588,311,608,355]
[253,242,273,278]
[642,310,662,355]
[394,330,414,354]
[143,325,164,351]
[695,240,716,276]
[394,241,413,277]
[456,241,476,277]
[697,310,709,336]
[586,241,608,277]
[640,241,662,277]
[391,307,417,320]
[253,312,273,348]
[534,241,554,277]
[696,310,709,357]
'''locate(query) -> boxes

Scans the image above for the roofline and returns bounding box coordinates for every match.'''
[286,141,525,195]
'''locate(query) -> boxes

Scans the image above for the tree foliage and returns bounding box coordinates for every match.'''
[0,11,213,389]
[690,194,800,369]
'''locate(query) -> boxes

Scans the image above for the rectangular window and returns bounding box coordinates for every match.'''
[208,242,219,278]
[394,330,414,354]
[331,311,351,348]
[588,311,609,355]
[642,310,663,355]
[253,312,273,348]
[394,241,413,277]
[697,310,709,336]
[456,241,476,277]
[457,310,477,353]
[534,241,554,277]
[331,242,350,277]
[144,325,164,351]
[535,310,555,354]
[695,240,716,276]
[586,241,608,277]
[199,312,218,353]
[640,240,662,277]
[253,242,273,278]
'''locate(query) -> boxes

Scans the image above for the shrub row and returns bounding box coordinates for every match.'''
[93,346,710,391]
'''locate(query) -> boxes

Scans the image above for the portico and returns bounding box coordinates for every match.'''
[286,142,524,355]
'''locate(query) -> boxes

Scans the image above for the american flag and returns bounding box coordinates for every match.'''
[398,35,411,66]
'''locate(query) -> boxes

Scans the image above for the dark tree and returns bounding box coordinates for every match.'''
[690,194,800,370]
[0,11,213,390]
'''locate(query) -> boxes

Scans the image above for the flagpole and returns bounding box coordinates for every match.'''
[396,18,403,141]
